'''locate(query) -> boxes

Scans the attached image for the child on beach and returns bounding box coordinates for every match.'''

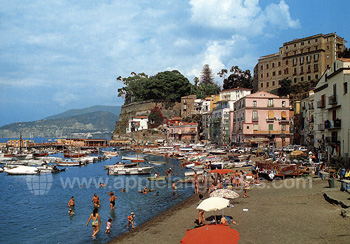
[243,181,250,198]
[127,212,135,229]
[105,219,112,234]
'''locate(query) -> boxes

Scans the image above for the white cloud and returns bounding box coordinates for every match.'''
[53,92,78,107]
[189,0,299,34]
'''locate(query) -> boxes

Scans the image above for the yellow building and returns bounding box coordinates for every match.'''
[255,33,346,93]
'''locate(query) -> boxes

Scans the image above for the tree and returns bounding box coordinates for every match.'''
[340,47,350,58]
[222,66,252,90]
[200,64,214,85]
[148,106,164,129]
[278,78,292,96]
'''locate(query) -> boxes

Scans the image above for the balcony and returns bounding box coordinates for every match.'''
[328,95,337,105]
[252,117,259,122]
[317,100,325,108]
[325,119,341,129]
[266,117,274,122]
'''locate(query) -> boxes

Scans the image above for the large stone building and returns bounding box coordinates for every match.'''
[314,59,350,160]
[254,33,346,94]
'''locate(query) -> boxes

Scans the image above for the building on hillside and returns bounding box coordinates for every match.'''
[126,116,148,133]
[181,95,197,119]
[254,33,346,94]
[232,91,292,148]
[167,122,198,143]
[166,117,182,127]
[201,95,217,141]
[210,88,251,145]
[314,59,350,160]
[6,139,31,148]
[84,139,108,147]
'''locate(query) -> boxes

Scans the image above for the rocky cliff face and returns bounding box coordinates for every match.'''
[112,100,181,140]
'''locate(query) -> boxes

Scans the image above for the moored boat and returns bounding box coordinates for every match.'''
[147,176,166,181]
[108,165,154,175]
[5,165,39,175]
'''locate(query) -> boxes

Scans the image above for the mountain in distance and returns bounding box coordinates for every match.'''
[45,105,121,120]
[0,105,121,139]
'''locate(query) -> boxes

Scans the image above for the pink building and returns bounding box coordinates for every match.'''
[167,122,198,143]
[232,91,292,148]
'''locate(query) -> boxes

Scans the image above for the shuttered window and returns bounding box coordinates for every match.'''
[268,111,274,119]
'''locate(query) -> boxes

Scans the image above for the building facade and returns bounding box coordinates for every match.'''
[314,59,350,159]
[232,91,292,148]
[210,89,251,145]
[167,122,198,143]
[255,33,346,94]
[126,116,148,133]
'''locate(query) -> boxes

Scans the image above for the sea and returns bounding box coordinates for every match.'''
[0,149,194,244]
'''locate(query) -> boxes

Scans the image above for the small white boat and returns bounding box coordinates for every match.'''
[56,159,81,167]
[103,162,137,169]
[121,156,146,162]
[184,170,204,177]
[108,165,154,175]
[5,165,39,175]
[149,161,166,165]
[103,151,119,157]
[0,167,3,172]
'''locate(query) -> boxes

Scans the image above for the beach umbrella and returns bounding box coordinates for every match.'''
[210,189,239,199]
[196,197,229,212]
[209,169,234,174]
[180,224,240,244]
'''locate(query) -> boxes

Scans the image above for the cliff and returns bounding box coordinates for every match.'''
[112,100,181,141]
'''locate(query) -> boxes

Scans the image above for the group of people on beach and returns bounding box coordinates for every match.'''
[68,190,136,239]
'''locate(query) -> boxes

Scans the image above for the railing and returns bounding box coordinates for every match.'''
[328,95,337,105]
[325,119,341,129]
[252,117,259,122]
[266,117,274,122]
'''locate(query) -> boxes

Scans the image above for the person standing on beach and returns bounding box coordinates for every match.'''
[86,208,102,238]
[92,193,100,208]
[109,192,117,210]
[165,168,173,179]
[194,172,199,194]
[197,194,205,226]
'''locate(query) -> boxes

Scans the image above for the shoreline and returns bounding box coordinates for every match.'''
[109,177,350,244]
[109,191,200,243]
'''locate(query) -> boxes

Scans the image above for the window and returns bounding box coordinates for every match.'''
[278,61,281,67]
[293,58,297,66]
[315,38,318,42]
[253,101,257,107]
[267,73,269,77]
[314,64,319,72]
[315,74,318,79]
[281,111,287,119]
[269,124,273,131]
[268,98,273,107]
[301,42,304,46]
[307,55,311,63]
[278,80,281,85]
[261,65,263,70]
[253,124,258,131]
[267,82,269,87]
[273,71,276,76]
[253,110,258,120]
[300,57,304,65]
[294,44,296,47]
[294,78,297,83]
[300,66,304,74]
[247,126,249,129]
[293,67,297,74]
[344,82,348,94]
[272,63,275,68]
[282,101,286,107]
[266,64,269,69]
[261,74,263,78]
[286,60,288,65]
[314,54,319,62]
[308,75,311,80]
[278,70,282,75]
[268,111,274,119]
[282,124,286,131]
[307,65,311,73]
[301,77,304,81]
[272,81,275,86]
[261,83,263,88]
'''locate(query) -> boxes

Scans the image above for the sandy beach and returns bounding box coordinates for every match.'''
[110,177,350,244]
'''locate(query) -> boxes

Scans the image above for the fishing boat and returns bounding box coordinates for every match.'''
[103,162,138,169]
[121,156,146,163]
[5,165,39,175]
[149,161,166,165]
[147,176,167,181]
[56,159,81,167]
[108,165,154,175]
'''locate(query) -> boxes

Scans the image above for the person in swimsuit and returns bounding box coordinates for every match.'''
[86,208,101,238]
[105,218,112,234]
[109,192,117,210]
[121,188,126,192]
[127,212,135,229]
[68,196,75,209]
[197,194,205,226]
[165,168,173,179]
[92,193,100,208]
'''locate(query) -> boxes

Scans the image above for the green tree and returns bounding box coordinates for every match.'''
[278,78,292,96]
[148,106,164,129]
[340,47,350,58]
[222,66,252,89]
[200,64,215,85]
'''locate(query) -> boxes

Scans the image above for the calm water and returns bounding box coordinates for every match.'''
[0,151,194,244]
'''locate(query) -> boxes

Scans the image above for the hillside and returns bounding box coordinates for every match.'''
[45,105,121,120]
[0,107,121,139]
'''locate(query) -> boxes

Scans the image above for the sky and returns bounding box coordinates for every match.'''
[0,0,349,127]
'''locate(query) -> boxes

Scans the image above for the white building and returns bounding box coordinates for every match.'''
[314,58,350,159]
[210,88,251,145]
[126,116,148,133]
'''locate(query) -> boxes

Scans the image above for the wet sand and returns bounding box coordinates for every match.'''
[110,177,350,244]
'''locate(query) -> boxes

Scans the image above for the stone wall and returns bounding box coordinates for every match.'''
[112,100,181,139]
